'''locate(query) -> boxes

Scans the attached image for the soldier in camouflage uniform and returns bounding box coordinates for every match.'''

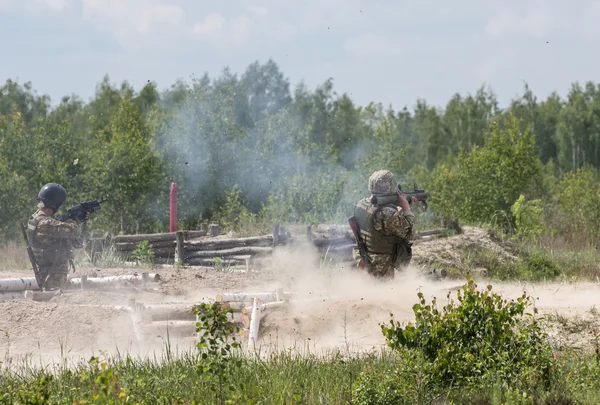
[352,170,417,280]
[27,183,85,290]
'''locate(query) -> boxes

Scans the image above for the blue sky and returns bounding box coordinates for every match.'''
[1,0,598,110]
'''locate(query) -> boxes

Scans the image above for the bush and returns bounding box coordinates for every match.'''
[511,194,545,243]
[524,251,562,281]
[380,279,554,389]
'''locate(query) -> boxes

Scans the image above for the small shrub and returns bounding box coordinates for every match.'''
[195,302,242,404]
[130,240,154,266]
[381,279,554,389]
[511,194,545,243]
[524,251,562,281]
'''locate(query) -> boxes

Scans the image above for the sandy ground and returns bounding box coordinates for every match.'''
[1,227,599,368]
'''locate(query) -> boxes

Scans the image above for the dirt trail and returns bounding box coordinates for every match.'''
[1,227,599,367]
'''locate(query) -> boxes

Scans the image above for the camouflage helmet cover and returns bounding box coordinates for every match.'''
[368,170,397,194]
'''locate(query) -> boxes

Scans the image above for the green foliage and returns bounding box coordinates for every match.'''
[555,166,600,246]
[511,194,545,242]
[381,279,554,388]
[4,346,600,403]
[130,240,154,266]
[4,63,600,257]
[430,114,541,226]
[195,302,242,404]
[215,185,267,235]
[523,250,562,281]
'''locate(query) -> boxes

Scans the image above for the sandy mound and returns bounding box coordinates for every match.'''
[411,226,518,271]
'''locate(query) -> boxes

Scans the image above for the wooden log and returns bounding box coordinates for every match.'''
[139,304,199,322]
[273,224,280,247]
[182,230,207,240]
[185,235,274,251]
[185,246,272,259]
[120,247,176,260]
[186,258,249,267]
[113,233,177,244]
[69,273,161,287]
[138,320,197,338]
[216,291,295,303]
[241,314,251,328]
[241,300,288,315]
[248,297,262,349]
[115,240,176,250]
[312,235,354,248]
[209,223,220,237]
[221,301,246,311]
[175,231,185,263]
[153,257,175,265]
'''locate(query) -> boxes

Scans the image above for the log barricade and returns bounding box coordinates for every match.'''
[109,219,458,268]
[112,225,289,268]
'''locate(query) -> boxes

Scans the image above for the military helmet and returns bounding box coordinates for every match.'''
[369,170,397,194]
[37,183,67,210]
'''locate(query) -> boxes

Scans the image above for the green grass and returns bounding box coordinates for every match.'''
[2,346,600,404]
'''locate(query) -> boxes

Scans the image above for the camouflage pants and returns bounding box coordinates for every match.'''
[39,267,69,290]
[353,247,413,280]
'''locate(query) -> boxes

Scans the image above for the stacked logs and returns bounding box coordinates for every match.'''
[128,299,245,341]
[307,225,357,264]
[182,235,275,268]
[113,230,207,264]
[112,224,291,268]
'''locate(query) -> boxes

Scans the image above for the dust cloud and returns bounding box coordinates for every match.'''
[2,232,600,369]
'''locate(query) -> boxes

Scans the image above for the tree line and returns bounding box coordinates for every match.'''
[0,59,598,246]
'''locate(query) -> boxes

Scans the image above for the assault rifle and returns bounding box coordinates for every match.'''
[56,198,108,223]
[348,216,371,269]
[19,222,44,289]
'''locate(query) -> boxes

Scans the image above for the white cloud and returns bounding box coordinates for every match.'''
[230,15,252,43]
[192,13,225,39]
[246,4,268,17]
[192,13,252,44]
[82,0,184,37]
[484,1,600,41]
[0,0,16,12]
[137,4,184,34]
[343,34,402,58]
[33,0,69,11]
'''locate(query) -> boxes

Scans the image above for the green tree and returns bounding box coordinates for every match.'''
[429,114,541,225]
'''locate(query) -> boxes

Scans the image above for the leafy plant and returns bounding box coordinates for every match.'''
[130,240,154,266]
[195,302,242,405]
[511,194,545,243]
[380,278,554,389]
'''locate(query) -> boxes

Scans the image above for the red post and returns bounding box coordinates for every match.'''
[170,182,178,232]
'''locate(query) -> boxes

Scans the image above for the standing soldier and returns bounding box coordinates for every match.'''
[26,183,85,290]
[352,170,417,280]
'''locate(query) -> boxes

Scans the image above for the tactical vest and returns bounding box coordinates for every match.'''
[27,212,68,269]
[354,198,401,255]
